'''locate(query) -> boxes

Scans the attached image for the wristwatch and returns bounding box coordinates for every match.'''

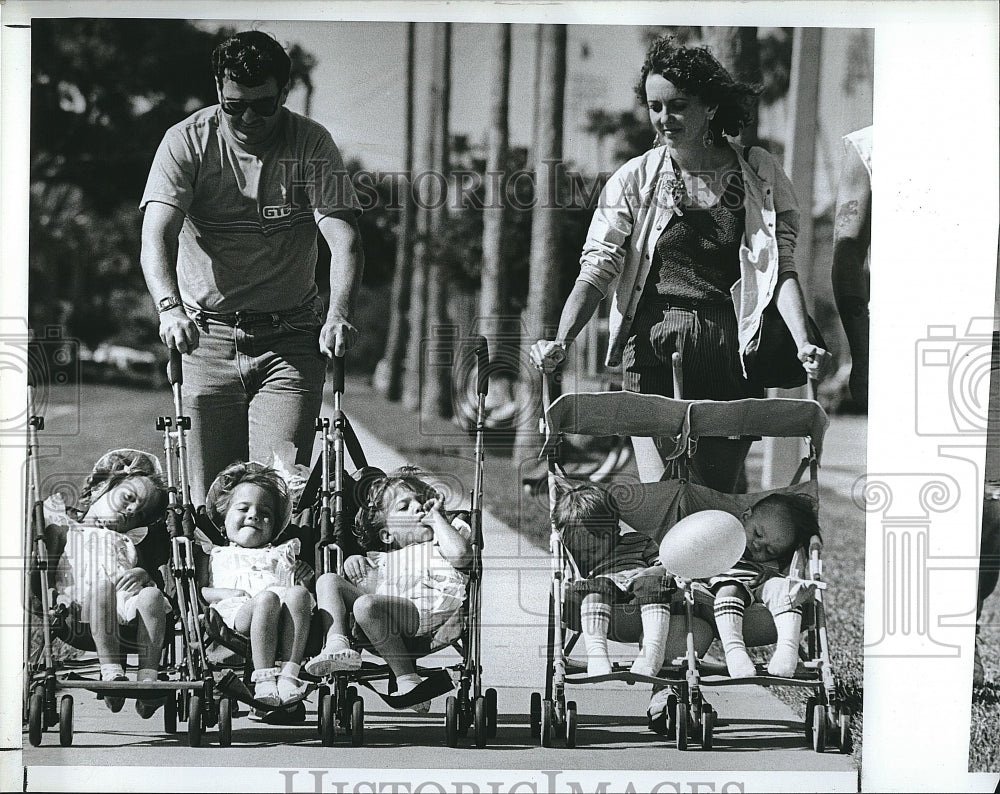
[157,296,182,314]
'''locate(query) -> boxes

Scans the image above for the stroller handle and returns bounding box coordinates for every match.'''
[474,336,490,397]
[331,355,345,395]
[167,348,183,386]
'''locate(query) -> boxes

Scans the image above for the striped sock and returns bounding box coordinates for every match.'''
[631,603,671,676]
[714,596,756,678]
[580,601,613,676]
[767,608,803,677]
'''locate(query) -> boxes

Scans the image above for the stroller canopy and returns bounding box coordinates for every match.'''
[542,392,829,463]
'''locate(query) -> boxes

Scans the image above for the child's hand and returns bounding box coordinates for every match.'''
[117,567,153,595]
[418,497,447,526]
[343,554,374,584]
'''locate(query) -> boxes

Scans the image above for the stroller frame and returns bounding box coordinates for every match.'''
[311,339,497,748]
[22,358,214,748]
[533,386,852,753]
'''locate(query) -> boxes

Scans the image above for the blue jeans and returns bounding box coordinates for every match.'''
[181,297,327,506]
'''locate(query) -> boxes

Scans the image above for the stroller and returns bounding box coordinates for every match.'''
[532,387,852,753]
[305,338,497,748]
[22,361,217,748]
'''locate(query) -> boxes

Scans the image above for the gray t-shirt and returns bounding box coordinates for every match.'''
[141,106,361,313]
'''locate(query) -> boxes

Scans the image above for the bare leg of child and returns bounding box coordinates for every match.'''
[84,576,127,712]
[580,593,613,676]
[714,585,756,678]
[352,594,427,713]
[276,585,313,704]
[305,573,363,676]
[133,587,168,718]
[234,590,282,707]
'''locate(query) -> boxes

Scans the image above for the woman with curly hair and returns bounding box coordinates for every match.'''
[531,36,831,490]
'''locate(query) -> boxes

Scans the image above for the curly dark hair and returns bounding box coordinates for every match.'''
[635,35,761,140]
[354,466,440,552]
[212,30,292,89]
[81,448,168,526]
[750,492,821,567]
[205,461,292,537]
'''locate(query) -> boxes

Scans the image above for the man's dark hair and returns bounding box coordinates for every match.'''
[212,30,292,89]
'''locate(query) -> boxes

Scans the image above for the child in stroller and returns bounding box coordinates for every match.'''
[307,466,472,713]
[554,482,675,677]
[703,492,821,679]
[40,448,171,717]
[197,461,314,708]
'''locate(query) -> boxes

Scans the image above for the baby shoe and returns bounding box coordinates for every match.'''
[102,674,128,713]
[304,636,362,677]
[250,667,281,708]
[277,675,308,705]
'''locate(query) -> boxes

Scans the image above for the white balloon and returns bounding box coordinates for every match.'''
[659,509,747,579]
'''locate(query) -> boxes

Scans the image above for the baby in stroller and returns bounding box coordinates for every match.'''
[307,466,472,713]
[699,492,821,678]
[40,449,171,716]
[555,483,675,677]
[197,462,314,708]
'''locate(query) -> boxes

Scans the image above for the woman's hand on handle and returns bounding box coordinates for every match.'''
[530,340,569,374]
[797,343,834,382]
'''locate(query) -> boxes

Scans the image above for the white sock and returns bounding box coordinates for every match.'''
[395,672,422,694]
[581,601,613,676]
[137,667,158,683]
[280,661,301,680]
[767,609,803,677]
[101,663,125,681]
[715,596,756,678]
[631,603,670,676]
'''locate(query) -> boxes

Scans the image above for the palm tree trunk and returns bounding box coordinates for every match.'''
[421,22,453,419]
[375,22,416,401]
[479,24,514,416]
[402,23,438,413]
[513,24,567,465]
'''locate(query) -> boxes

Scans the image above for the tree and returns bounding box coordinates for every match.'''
[374,22,416,401]
[513,24,567,465]
[478,24,516,414]
[421,23,454,419]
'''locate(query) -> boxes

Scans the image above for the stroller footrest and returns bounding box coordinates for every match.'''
[365,669,453,707]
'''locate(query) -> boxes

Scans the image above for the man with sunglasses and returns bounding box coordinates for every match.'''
[139,30,364,504]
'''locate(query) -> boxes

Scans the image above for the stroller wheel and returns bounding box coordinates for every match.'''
[811,703,827,753]
[540,699,554,748]
[699,704,714,751]
[218,697,233,747]
[837,711,853,754]
[350,699,364,747]
[27,691,44,747]
[803,696,817,743]
[58,695,74,747]
[529,692,542,739]
[164,692,178,734]
[564,701,578,749]
[473,696,488,749]
[485,688,498,738]
[188,694,204,748]
[665,693,678,739]
[445,696,460,748]
[320,690,336,747]
[674,698,688,751]
[316,685,330,737]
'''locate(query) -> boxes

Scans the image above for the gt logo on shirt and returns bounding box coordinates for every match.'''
[262,204,293,220]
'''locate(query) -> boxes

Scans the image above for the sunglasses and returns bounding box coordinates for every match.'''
[220,96,281,117]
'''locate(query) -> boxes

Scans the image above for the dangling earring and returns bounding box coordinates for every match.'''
[702,127,715,149]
